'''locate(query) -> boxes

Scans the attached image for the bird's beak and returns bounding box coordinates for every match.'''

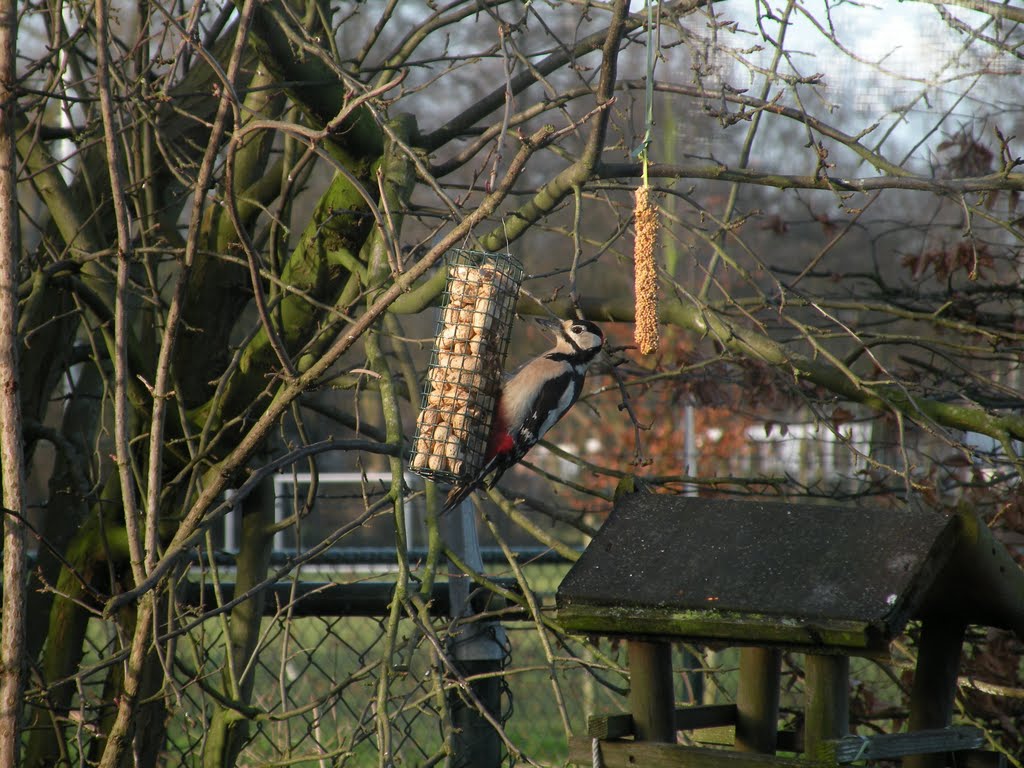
[532,316,561,336]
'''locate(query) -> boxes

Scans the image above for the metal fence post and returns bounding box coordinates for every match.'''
[445,501,507,768]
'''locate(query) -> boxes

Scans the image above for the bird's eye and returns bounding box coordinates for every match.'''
[571,324,585,334]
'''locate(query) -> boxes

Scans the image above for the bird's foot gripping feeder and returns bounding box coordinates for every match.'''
[410,250,523,484]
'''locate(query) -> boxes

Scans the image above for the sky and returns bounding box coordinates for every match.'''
[669,0,1020,174]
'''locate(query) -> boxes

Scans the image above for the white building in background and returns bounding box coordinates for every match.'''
[744,422,873,486]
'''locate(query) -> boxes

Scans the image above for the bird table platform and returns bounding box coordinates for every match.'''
[556,494,1024,768]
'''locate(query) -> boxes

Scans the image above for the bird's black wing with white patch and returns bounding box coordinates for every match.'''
[513,369,579,457]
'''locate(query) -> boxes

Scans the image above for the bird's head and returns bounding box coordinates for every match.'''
[536,317,605,358]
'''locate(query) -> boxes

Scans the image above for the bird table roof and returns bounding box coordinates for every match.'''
[556,494,1024,654]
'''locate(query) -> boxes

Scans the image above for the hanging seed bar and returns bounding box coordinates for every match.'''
[410,250,523,484]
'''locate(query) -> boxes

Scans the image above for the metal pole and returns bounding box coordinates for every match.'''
[224,489,238,553]
[445,500,507,768]
[681,403,705,703]
[683,403,697,496]
[272,475,286,553]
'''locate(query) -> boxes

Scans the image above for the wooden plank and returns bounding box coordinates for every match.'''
[816,726,983,763]
[555,603,886,654]
[679,729,806,753]
[961,750,1009,768]
[588,713,634,740]
[691,725,734,747]
[776,731,800,753]
[690,728,799,752]
[568,738,829,768]
[588,705,738,739]
[675,704,739,730]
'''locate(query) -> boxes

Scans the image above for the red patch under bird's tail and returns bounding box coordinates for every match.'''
[442,405,512,514]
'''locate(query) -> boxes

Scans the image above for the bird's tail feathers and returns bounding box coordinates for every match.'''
[440,483,475,515]
[484,464,510,490]
[440,455,502,515]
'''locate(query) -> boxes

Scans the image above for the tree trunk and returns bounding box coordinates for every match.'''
[0,0,26,760]
[26,362,104,663]
[24,481,130,768]
[202,472,276,768]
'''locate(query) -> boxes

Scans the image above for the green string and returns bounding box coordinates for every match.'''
[640,0,656,188]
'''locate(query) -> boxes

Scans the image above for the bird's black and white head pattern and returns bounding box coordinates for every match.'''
[548,319,605,366]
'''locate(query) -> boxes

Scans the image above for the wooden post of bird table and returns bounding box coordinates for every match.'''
[627,639,676,743]
[804,654,850,757]
[735,647,782,754]
[904,619,966,768]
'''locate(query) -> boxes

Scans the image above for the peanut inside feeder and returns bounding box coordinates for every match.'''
[411,253,522,484]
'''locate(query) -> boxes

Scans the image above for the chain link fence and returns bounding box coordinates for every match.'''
[28,468,1021,767]
[152,560,608,767]
[30,556,1023,767]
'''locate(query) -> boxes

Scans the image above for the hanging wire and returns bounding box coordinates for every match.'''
[632,1,661,356]
[638,0,657,187]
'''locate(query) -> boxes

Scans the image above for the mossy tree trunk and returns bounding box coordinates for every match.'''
[201,471,276,768]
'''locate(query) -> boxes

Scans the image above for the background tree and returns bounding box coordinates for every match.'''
[4,0,1023,765]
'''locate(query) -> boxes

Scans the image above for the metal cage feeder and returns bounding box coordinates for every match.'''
[410,250,523,485]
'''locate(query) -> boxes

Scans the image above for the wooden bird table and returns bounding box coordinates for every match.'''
[556,494,1022,768]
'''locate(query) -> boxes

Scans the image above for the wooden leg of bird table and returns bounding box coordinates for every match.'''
[804,654,850,758]
[905,619,966,768]
[627,639,676,743]
[735,646,781,754]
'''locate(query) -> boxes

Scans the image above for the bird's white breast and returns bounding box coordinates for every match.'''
[500,356,576,436]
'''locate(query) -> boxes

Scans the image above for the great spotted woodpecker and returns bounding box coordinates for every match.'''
[441,317,605,513]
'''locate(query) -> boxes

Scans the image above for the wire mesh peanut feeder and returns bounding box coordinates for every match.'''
[410,250,523,485]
